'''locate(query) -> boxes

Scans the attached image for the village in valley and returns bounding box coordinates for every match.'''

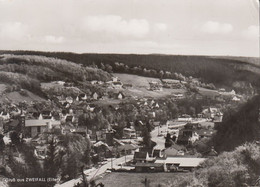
[0,53,257,187]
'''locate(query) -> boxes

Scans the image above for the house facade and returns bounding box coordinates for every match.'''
[123,128,136,139]
[24,119,61,137]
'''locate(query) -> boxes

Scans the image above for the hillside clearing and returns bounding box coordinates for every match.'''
[113,73,161,88]
[114,73,186,98]
[0,91,46,104]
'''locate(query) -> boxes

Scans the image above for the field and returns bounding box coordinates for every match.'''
[0,91,46,103]
[96,172,192,187]
[114,73,186,98]
[0,84,6,95]
[114,73,161,88]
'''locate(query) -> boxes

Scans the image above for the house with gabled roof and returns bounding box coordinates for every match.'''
[41,110,52,119]
[92,92,99,100]
[152,102,159,109]
[87,104,95,112]
[139,147,154,157]
[152,149,163,158]
[177,127,199,145]
[155,157,205,171]
[0,111,10,121]
[195,129,216,139]
[24,118,61,137]
[117,92,125,100]
[112,81,123,89]
[163,144,186,157]
[123,127,136,139]
[66,96,73,104]
[65,115,76,123]
[76,93,88,101]
[118,144,137,155]
[3,119,20,132]
[133,151,150,163]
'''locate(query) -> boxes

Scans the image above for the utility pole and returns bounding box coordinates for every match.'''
[111,156,113,169]
[125,149,126,164]
[81,166,88,187]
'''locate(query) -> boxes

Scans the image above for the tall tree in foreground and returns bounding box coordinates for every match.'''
[44,136,62,180]
[213,95,260,152]
[142,126,151,148]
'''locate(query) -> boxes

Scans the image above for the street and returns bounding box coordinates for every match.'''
[151,119,208,150]
[151,125,167,150]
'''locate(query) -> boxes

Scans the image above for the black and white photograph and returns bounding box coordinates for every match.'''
[0,0,259,186]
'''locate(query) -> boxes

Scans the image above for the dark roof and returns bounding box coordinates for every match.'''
[27,107,38,113]
[134,151,148,160]
[118,92,125,97]
[5,120,19,127]
[42,111,52,116]
[170,144,185,151]
[65,116,73,122]
[89,104,96,108]
[185,123,200,129]
[118,144,137,152]
[176,135,190,143]
[1,111,8,115]
[62,102,69,106]
[139,147,153,155]
[196,129,216,137]
[135,163,164,168]
[43,116,52,119]
[79,93,86,97]
[152,149,161,158]
[113,82,122,85]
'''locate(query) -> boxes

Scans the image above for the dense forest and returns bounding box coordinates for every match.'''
[1,50,259,90]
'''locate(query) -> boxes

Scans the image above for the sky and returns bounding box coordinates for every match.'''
[0,0,259,57]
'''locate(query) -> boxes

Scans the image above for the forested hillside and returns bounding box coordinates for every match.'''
[0,54,111,96]
[213,95,260,152]
[1,50,259,89]
[168,95,260,187]
[170,142,260,187]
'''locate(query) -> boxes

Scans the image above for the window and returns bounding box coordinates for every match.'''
[37,126,41,133]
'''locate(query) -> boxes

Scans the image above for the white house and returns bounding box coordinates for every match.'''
[113,82,123,89]
[25,118,61,137]
[0,112,10,121]
[117,92,125,99]
[123,128,136,139]
[66,96,73,104]
[92,92,98,100]
[232,96,240,101]
[177,115,192,122]
[112,77,118,82]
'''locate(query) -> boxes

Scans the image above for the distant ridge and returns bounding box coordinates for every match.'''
[0,50,259,89]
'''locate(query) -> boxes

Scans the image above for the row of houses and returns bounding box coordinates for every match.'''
[149,81,163,91]
[57,91,126,105]
[133,147,208,172]
[167,122,217,146]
